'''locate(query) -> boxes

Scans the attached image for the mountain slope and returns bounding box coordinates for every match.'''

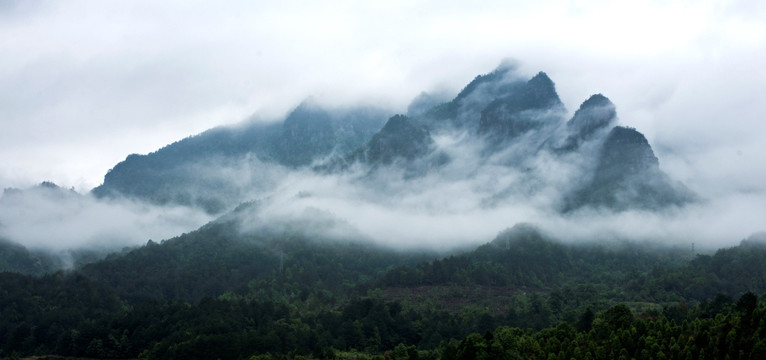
[478,71,565,141]
[92,103,388,212]
[565,126,696,211]
[348,115,434,166]
[79,212,434,304]
[90,61,696,217]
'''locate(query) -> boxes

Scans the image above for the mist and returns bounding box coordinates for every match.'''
[3,62,764,259]
[227,93,765,251]
[2,0,765,255]
[0,184,213,254]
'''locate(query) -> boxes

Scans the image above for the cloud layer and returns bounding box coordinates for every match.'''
[0,185,212,251]
[1,1,765,253]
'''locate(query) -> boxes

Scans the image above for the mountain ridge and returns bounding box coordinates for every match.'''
[91,62,695,218]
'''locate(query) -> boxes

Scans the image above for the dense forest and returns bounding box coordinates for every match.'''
[2,224,766,359]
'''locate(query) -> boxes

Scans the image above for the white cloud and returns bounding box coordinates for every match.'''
[1,0,764,250]
[0,186,212,251]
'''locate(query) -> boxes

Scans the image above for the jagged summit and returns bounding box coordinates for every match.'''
[350,115,433,166]
[453,62,519,103]
[416,62,526,131]
[564,126,695,211]
[555,94,618,152]
[477,71,564,140]
[93,101,388,212]
[91,62,695,215]
[279,101,335,166]
[524,72,560,106]
[578,93,612,108]
[567,94,616,137]
[597,126,659,178]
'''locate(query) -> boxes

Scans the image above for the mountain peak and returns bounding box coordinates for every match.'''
[351,115,433,166]
[279,101,335,166]
[39,181,60,189]
[564,126,695,211]
[380,114,411,132]
[477,71,564,139]
[580,93,612,108]
[528,71,552,87]
[453,62,519,103]
[598,126,659,175]
[566,93,617,140]
[523,71,561,107]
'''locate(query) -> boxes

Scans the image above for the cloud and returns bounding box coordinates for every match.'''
[2,0,764,193]
[1,1,765,253]
[0,185,213,252]
[230,149,766,252]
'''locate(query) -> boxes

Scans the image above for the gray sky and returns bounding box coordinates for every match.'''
[1,0,765,197]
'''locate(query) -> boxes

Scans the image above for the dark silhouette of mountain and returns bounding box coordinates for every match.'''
[92,103,388,212]
[90,61,694,214]
[348,115,434,166]
[564,126,696,211]
[567,94,616,138]
[557,94,617,152]
[478,72,565,141]
[278,102,335,166]
[416,63,526,130]
[78,214,433,304]
[406,91,451,117]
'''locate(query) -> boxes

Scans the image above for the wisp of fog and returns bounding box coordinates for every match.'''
[0,184,213,253]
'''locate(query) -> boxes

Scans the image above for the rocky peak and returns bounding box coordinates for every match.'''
[596,126,659,180]
[564,126,695,212]
[567,94,617,139]
[477,71,564,139]
[453,63,517,103]
[353,115,433,165]
[279,101,335,166]
[522,72,561,108]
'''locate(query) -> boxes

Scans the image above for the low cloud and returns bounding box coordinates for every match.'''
[229,115,765,251]
[0,185,213,252]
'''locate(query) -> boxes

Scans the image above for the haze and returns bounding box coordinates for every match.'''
[1,1,765,252]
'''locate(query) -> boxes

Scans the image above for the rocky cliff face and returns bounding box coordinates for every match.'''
[278,102,335,166]
[478,72,565,142]
[557,94,617,152]
[564,126,696,211]
[93,62,696,214]
[350,115,434,166]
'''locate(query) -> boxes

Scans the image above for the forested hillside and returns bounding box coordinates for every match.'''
[2,226,766,359]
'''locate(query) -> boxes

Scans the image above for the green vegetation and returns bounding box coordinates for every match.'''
[2,224,766,359]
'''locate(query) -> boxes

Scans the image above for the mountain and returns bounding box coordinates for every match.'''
[277,101,335,166]
[348,115,434,166]
[556,93,617,152]
[1,60,763,360]
[92,103,389,213]
[564,126,697,211]
[415,62,526,130]
[477,71,565,141]
[78,209,435,304]
[89,62,695,216]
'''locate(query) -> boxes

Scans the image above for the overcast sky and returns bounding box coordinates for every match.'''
[1,0,765,196]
